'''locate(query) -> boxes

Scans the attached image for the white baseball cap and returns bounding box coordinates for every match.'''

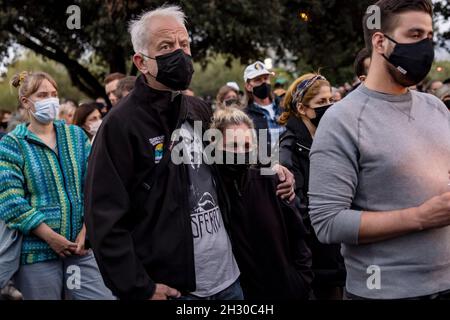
[243,61,275,82]
[226,81,240,92]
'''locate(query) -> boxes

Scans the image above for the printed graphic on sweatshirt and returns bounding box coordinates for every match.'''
[180,121,240,297]
[178,122,225,240]
[175,123,203,171]
[191,192,222,239]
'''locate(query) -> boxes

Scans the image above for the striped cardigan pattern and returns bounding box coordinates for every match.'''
[0,120,91,265]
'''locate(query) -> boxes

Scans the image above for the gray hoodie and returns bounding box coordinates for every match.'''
[308,84,450,299]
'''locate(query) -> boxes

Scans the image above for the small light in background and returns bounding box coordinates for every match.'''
[436,66,444,72]
[264,58,273,70]
[299,12,309,22]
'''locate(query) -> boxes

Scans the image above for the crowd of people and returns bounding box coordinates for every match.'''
[1,0,450,301]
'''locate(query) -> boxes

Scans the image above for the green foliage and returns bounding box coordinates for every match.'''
[283,0,374,84]
[190,55,246,98]
[427,61,450,82]
[0,51,87,111]
[190,55,300,98]
[435,0,450,46]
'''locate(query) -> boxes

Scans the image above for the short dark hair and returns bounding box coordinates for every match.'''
[362,0,433,55]
[274,82,284,89]
[354,48,371,77]
[116,76,137,99]
[73,103,102,128]
[104,72,126,86]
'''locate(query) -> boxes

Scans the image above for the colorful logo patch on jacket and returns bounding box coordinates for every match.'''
[149,135,165,163]
[154,143,164,163]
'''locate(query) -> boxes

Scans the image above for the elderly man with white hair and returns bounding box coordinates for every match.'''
[84,4,295,301]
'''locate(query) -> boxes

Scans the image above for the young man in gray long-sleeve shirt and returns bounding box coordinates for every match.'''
[309,0,450,300]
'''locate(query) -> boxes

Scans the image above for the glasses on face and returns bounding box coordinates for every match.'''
[224,99,239,107]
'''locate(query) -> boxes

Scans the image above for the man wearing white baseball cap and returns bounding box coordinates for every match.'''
[243,61,285,162]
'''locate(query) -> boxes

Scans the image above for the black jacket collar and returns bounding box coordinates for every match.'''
[133,75,179,109]
[129,75,211,134]
[285,116,313,149]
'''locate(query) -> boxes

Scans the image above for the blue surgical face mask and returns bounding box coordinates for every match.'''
[28,97,60,124]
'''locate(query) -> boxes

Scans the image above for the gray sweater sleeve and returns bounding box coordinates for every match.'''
[308,105,363,245]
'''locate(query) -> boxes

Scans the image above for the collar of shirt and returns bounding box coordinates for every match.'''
[255,102,276,119]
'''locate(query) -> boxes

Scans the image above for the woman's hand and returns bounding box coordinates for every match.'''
[272,164,296,203]
[74,224,89,256]
[33,223,78,258]
[149,284,181,300]
[48,233,79,258]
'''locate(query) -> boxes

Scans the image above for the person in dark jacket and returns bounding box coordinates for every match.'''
[279,73,346,300]
[211,107,313,300]
[84,5,296,301]
[243,61,285,162]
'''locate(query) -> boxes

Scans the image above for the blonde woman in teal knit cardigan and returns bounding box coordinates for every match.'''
[0,71,114,300]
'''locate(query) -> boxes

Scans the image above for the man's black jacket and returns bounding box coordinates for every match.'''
[244,97,283,158]
[279,117,346,289]
[84,75,229,300]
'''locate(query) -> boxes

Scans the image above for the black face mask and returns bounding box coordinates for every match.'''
[252,83,271,100]
[382,34,434,86]
[144,49,194,91]
[217,150,252,176]
[444,100,450,110]
[310,104,332,128]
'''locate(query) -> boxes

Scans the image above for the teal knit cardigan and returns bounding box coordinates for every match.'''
[0,120,91,265]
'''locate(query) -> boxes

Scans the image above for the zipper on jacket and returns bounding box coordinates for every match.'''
[26,137,74,240]
[296,142,311,152]
[174,97,195,290]
[233,180,242,197]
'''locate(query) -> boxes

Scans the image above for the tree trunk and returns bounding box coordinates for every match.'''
[108,46,127,74]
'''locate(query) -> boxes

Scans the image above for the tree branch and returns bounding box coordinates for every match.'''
[8,25,104,98]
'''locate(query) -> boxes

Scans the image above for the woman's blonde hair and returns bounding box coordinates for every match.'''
[279,73,330,126]
[58,101,77,119]
[210,106,255,147]
[10,71,58,104]
[210,106,254,133]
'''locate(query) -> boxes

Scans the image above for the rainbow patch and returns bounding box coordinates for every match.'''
[155,143,164,163]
